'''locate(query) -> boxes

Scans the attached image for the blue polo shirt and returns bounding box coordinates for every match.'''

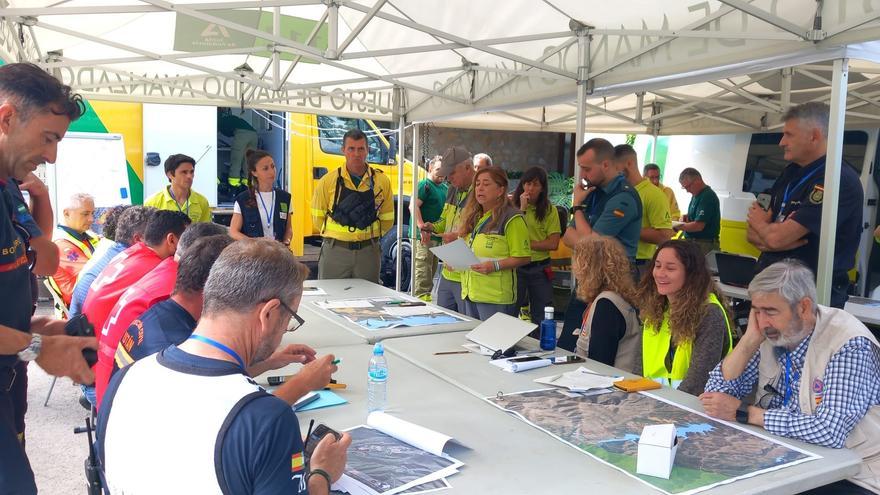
[570,174,642,259]
[757,156,863,276]
[113,299,197,376]
[99,346,307,494]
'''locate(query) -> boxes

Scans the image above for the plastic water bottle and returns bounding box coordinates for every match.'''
[367,342,388,413]
[539,306,557,351]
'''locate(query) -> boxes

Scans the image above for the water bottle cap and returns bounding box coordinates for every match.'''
[373,342,384,355]
[544,306,554,312]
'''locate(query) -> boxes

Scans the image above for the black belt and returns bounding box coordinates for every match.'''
[522,259,551,269]
[327,238,377,251]
[0,366,16,394]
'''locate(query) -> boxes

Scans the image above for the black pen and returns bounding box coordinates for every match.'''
[302,418,315,453]
[343,286,353,291]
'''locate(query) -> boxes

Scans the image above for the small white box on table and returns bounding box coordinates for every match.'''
[636,423,678,479]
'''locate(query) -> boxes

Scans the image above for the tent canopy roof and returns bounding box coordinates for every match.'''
[3,0,880,134]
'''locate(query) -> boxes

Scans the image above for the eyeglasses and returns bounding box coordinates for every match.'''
[277,299,305,333]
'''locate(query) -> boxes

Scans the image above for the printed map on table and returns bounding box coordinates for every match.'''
[487,388,818,495]
[314,298,466,330]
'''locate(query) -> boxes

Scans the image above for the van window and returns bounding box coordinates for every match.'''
[742,131,868,194]
[317,115,388,164]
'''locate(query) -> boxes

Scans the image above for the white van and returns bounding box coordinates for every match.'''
[656,131,879,296]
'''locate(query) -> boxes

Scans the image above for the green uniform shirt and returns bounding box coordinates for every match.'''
[461,208,531,305]
[523,204,561,262]
[685,185,721,240]
[417,179,448,224]
[144,186,212,223]
[635,179,672,261]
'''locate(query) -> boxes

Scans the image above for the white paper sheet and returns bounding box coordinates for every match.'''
[382,305,443,317]
[314,299,374,309]
[429,238,480,270]
[367,412,454,457]
[301,286,327,296]
[534,366,622,391]
[490,356,552,373]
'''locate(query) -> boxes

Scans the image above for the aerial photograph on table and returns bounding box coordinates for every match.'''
[488,388,818,495]
[314,297,467,330]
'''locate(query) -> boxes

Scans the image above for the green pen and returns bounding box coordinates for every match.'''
[332,359,341,365]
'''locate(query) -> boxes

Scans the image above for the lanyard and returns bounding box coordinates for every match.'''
[168,187,190,216]
[782,352,800,407]
[189,334,246,371]
[258,189,275,232]
[470,214,492,244]
[780,164,824,213]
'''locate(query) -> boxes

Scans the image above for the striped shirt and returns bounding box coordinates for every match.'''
[705,333,880,448]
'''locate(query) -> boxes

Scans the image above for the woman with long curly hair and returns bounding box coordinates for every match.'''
[566,236,641,373]
[457,167,531,319]
[637,239,733,395]
[229,149,293,245]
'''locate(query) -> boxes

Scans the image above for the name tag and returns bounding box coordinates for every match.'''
[279,212,288,220]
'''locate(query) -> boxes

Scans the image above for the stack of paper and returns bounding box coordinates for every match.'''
[534,366,622,391]
[490,356,552,373]
[332,412,463,495]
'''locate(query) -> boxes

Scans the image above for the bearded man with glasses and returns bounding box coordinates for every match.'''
[701,260,880,495]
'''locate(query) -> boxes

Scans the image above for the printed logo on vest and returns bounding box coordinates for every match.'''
[812,378,824,405]
[809,184,824,205]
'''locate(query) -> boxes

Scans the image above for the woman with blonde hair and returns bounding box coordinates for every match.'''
[637,239,733,395]
[563,236,641,373]
[458,167,531,319]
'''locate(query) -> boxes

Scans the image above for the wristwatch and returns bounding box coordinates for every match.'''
[17,333,42,362]
[735,408,749,424]
[571,204,586,212]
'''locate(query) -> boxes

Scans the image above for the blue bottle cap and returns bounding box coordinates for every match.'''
[373,342,384,355]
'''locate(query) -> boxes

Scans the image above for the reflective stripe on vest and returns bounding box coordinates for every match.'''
[642,293,732,387]
[56,229,97,259]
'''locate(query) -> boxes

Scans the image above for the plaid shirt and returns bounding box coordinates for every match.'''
[705,333,880,448]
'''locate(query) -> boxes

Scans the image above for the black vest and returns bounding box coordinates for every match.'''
[328,169,379,231]
[235,188,291,241]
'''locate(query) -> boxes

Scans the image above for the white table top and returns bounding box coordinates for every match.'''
[844,296,880,326]
[264,344,776,494]
[714,278,750,300]
[301,279,479,344]
[379,332,862,495]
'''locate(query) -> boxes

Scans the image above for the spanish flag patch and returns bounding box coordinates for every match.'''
[613,209,625,218]
[291,452,305,472]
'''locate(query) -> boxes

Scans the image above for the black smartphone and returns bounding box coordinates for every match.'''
[305,424,342,460]
[508,355,543,363]
[552,355,585,364]
[267,375,291,386]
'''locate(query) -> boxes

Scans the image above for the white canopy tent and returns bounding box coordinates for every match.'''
[1,0,879,301]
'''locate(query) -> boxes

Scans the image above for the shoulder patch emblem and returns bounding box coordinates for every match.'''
[809,184,823,205]
[613,209,625,218]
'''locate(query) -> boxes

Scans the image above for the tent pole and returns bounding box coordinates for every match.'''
[272,7,280,90]
[394,87,406,291]
[571,26,589,296]
[816,58,848,306]
[327,2,339,59]
[410,123,420,295]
